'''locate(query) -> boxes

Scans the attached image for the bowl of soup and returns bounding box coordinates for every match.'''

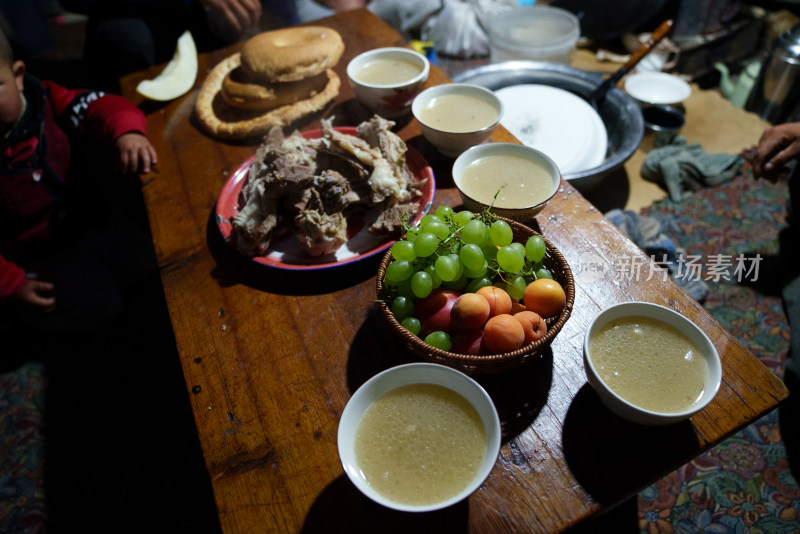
[337,362,501,512]
[347,47,430,118]
[583,301,722,425]
[412,83,503,157]
[452,142,561,221]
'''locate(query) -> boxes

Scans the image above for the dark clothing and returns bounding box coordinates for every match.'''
[61,0,300,92]
[0,74,148,299]
[0,74,153,335]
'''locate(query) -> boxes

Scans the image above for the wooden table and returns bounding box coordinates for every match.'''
[121,8,789,533]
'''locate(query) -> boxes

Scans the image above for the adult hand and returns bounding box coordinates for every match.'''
[752,122,800,182]
[199,0,262,33]
[115,132,158,175]
[16,279,56,313]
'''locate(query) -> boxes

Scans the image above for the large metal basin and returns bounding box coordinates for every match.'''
[452,61,644,192]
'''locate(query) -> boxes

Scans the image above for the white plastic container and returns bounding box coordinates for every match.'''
[486,6,580,64]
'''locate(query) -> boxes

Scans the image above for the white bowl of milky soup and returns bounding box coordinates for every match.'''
[337,362,501,512]
[412,83,503,157]
[347,47,430,118]
[452,142,561,221]
[584,302,722,426]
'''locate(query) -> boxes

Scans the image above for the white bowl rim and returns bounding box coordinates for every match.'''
[583,301,722,419]
[337,362,501,512]
[412,83,504,135]
[346,46,430,89]
[452,142,562,211]
[624,71,691,105]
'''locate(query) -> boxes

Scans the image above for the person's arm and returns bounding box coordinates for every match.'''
[45,80,156,174]
[0,255,28,300]
[198,0,262,33]
[0,255,54,311]
[752,122,800,181]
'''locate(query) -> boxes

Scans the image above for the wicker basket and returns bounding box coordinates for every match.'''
[376,216,575,374]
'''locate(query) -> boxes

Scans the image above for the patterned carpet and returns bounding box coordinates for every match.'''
[634,172,800,533]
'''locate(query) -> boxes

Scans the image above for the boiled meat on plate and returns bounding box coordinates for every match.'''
[232,116,424,257]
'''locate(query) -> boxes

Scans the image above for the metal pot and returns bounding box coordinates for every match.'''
[452,61,644,192]
[746,22,800,124]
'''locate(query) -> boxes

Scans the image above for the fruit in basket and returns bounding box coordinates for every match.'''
[514,311,547,344]
[400,316,421,336]
[476,286,512,318]
[415,288,460,336]
[483,314,525,353]
[451,329,486,355]
[523,279,566,319]
[383,207,564,352]
[424,331,452,351]
[450,293,491,331]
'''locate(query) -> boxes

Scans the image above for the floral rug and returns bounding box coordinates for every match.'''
[635,173,800,533]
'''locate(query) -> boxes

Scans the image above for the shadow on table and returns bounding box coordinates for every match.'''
[302,475,469,534]
[578,166,631,214]
[346,308,553,444]
[562,384,700,507]
[205,210,383,296]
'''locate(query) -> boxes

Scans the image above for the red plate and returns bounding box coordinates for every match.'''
[216,127,435,270]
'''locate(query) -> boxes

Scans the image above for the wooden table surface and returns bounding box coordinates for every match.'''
[121,8,789,534]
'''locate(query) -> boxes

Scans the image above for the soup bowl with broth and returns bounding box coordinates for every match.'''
[583,301,722,425]
[452,142,561,221]
[412,83,503,157]
[347,47,430,118]
[337,363,501,512]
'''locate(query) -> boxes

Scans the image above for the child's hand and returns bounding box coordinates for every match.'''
[16,279,56,313]
[115,132,158,175]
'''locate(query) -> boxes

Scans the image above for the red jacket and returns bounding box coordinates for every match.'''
[0,75,148,299]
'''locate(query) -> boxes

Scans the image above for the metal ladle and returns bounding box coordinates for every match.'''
[588,19,675,109]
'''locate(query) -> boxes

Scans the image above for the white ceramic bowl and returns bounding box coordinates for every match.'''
[452,142,561,221]
[337,362,501,512]
[412,83,503,158]
[347,47,430,118]
[624,71,692,106]
[583,302,722,425]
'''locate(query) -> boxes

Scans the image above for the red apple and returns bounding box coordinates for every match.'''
[451,329,487,355]
[415,288,461,337]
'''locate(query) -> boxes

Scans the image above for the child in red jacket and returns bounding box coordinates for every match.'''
[0,29,157,334]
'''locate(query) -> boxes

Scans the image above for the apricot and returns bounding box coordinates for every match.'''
[483,314,525,354]
[451,329,486,355]
[415,288,460,337]
[514,311,547,345]
[523,279,566,319]
[476,286,513,318]
[510,301,527,315]
[450,293,491,331]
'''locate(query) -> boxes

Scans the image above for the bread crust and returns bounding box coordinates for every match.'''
[221,68,329,111]
[240,26,344,83]
[195,53,341,140]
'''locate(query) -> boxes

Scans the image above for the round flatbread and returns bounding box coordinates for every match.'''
[195,52,341,140]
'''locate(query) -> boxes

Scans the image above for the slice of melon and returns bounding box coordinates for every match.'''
[137,31,198,101]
